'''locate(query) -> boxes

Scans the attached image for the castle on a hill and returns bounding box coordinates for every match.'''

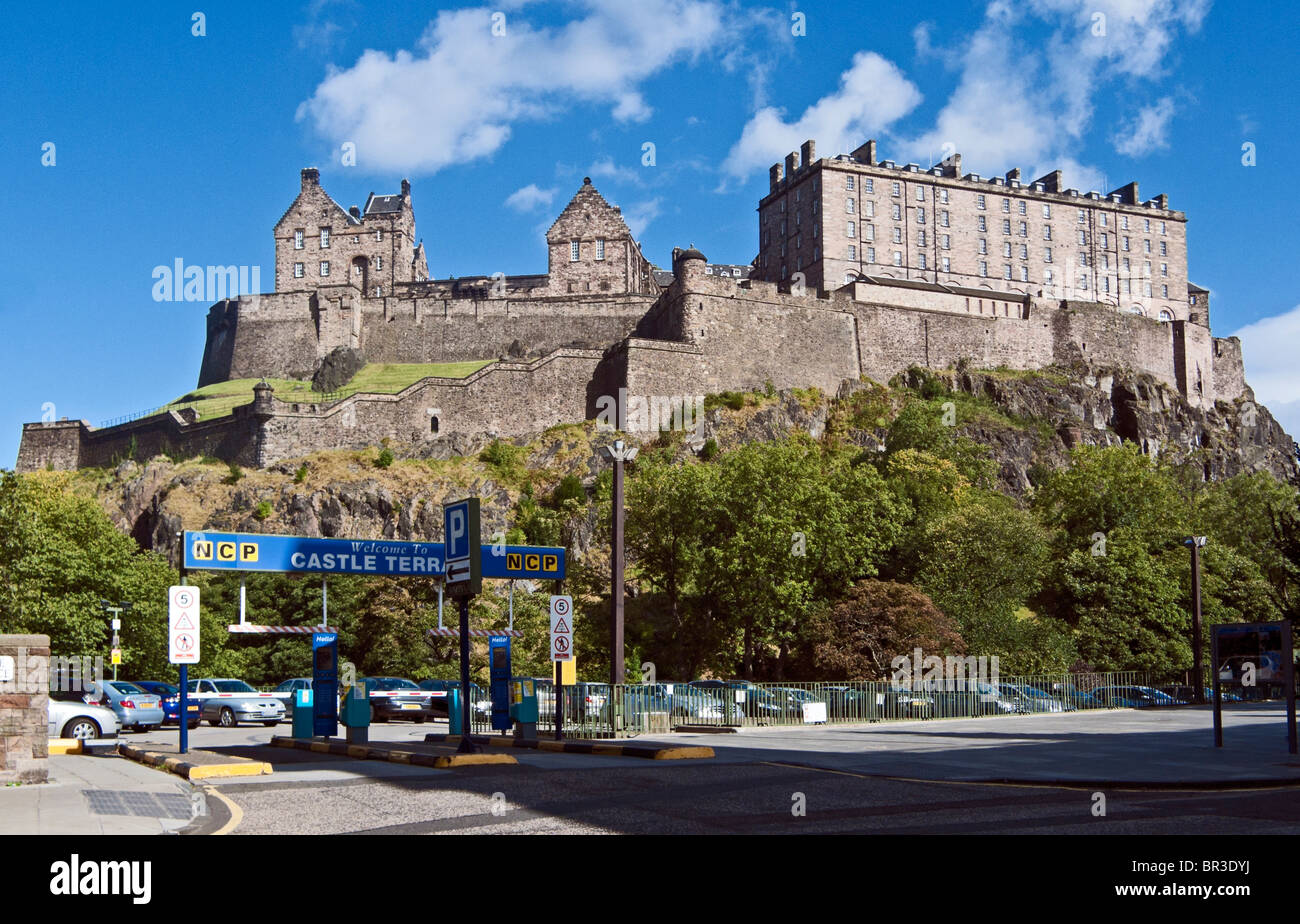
[17,140,1256,473]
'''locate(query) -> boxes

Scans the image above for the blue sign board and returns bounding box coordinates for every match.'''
[489,636,512,732]
[312,632,338,737]
[444,500,472,561]
[182,531,564,580]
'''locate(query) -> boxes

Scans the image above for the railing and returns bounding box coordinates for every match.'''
[99,403,196,428]
[475,671,1227,740]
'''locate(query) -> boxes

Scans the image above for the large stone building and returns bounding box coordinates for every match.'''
[756,140,1189,323]
[16,144,1281,475]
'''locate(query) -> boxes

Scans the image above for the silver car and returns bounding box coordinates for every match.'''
[189,678,286,727]
[48,695,121,740]
[85,680,165,732]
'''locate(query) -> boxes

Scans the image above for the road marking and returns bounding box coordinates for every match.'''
[204,786,243,835]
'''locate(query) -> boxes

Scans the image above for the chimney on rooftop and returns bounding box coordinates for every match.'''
[1109,181,1139,205]
[349,206,361,220]
[301,167,320,190]
[1033,170,1063,193]
[769,162,784,193]
[401,179,411,199]
[1154,193,1169,210]
[851,140,878,165]
[785,151,799,176]
[1006,168,1021,182]
[800,139,816,169]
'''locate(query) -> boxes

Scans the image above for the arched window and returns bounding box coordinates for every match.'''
[1158,309,1173,322]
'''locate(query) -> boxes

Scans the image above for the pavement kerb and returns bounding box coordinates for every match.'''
[116,743,273,780]
[269,736,518,769]
[421,733,714,760]
[47,738,83,755]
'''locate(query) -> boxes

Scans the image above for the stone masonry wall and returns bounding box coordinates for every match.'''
[0,635,49,784]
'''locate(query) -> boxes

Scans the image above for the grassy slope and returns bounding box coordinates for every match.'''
[165,361,493,421]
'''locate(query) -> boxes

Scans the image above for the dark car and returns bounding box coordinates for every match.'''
[359,677,435,723]
[272,677,313,720]
[134,680,201,729]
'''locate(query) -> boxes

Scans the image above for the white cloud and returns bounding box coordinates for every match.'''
[722,52,923,179]
[1112,97,1176,156]
[623,198,662,238]
[588,157,644,186]
[297,1,727,174]
[504,184,556,212]
[723,1,1207,188]
[1231,305,1300,406]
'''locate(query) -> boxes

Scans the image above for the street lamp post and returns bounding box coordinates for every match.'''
[597,440,637,686]
[99,600,132,682]
[1183,536,1207,705]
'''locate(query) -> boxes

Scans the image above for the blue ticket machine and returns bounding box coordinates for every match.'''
[489,636,513,732]
[312,632,339,737]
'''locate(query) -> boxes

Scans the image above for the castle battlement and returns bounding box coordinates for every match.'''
[17,162,1261,474]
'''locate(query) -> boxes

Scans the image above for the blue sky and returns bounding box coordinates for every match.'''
[3,0,1297,467]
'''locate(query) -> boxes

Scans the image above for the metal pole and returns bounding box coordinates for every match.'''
[611,455,625,686]
[322,576,327,626]
[456,597,476,754]
[239,578,247,627]
[437,581,444,630]
[1284,621,1297,755]
[508,580,514,633]
[179,567,189,756]
[555,661,564,741]
[1190,541,1205,705]
[1212,629,1222,748]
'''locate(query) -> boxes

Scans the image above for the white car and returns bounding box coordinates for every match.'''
[48,694,121,740]
[188,678,286,727]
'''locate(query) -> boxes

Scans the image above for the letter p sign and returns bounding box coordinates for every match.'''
[447,509,465,557]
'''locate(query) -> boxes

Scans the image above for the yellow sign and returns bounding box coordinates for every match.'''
[525,553,540,571]
[542,554,558,571]
[506,552,522,570]
[217,541,238,562]
[240,542,259,563]
[111,649,122,665]
[192,540,213,561]
[554,658,576,686]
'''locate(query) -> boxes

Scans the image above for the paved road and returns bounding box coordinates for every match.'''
[14,704,1298,835]
[165,703,1300,835]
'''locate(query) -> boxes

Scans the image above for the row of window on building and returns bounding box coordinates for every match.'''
[293,228,385,249]
[570,239,607,261]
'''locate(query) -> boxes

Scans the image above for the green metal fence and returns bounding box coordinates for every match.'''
[476,671,1204,739]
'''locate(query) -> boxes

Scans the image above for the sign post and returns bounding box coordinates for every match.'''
[444,499,481,754]
[169,586,200,755]
[550,595,573,740]
[1210,620,1296,754]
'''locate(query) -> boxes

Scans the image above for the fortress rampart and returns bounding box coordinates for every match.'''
[15,158,1266,473]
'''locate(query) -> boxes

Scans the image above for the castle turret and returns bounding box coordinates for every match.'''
[671,245,707,281]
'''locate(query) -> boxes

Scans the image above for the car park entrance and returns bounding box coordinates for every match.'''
[178,526,566,750]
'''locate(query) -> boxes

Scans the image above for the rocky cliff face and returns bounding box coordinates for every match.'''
[75,363,1297,558]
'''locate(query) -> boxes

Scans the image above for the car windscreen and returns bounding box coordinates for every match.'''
[110,682,147,695]
[212,680,257,693]
[146,683,178,696]
[370,678,419,690]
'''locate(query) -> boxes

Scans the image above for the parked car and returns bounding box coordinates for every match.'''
[666,685,731,722]
[688,680,780,722]
[770,687,829,723]
[358,677,435,723]
[131,680,200,729]
[416,679,460,717]
[82,680,165,732]
[272,678,313,720]
[48,692,120,740]
[1092,685,1185,708]
[188,678,286,727]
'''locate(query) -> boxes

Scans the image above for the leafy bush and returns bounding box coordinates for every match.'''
[293,464,309,484]
[479,440,528,485]
[253,501,272,521]
[223,462,244,485]
[551,474,585,506]
[376,448,394,468]
[700,438,719,461]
